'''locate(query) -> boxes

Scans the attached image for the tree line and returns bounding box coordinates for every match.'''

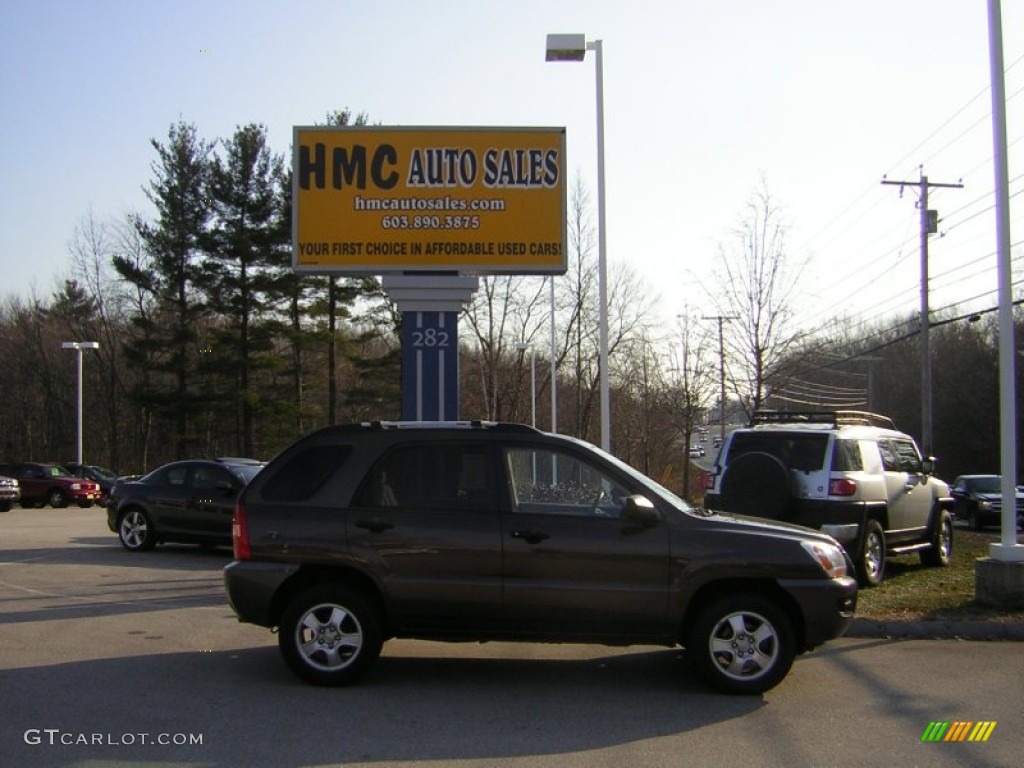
[0,119,1019,501]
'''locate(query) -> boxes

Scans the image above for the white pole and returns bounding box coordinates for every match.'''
[589,39,610,453]
[549,276,557,433]
[530,348,537,429]
[987,0,1021,556]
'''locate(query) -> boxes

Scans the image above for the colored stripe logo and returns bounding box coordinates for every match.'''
[921,721,997,742]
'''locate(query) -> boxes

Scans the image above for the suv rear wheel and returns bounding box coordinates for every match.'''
[279,584,383,686]
[858,519,886,587]
[687,594,795,695]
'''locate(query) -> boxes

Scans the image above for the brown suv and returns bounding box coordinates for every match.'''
[224,422,857,695]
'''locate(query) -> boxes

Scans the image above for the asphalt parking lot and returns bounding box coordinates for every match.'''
[1,506,1022,768]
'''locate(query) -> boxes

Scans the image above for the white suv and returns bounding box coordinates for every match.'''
[702,411,955,586]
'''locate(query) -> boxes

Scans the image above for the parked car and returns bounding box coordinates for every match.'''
[0,462,102,508]
[701,410,955,587]
[0,474,20,511]
[64,463,118,506]
[107,458,265,551]
[950,474,1024,531]
[224,421,857,695]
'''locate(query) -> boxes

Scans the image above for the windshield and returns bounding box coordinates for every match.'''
[970,476,1002,493]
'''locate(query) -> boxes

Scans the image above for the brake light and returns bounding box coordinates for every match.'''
[232,502,251,560]
[829,478,857,497]
[700,471,716,491]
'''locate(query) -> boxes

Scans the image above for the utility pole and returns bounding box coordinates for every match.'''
[882,170,962,455]
[702,315,738,440]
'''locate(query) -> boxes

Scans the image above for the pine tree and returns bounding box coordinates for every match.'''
[113,121,212,458]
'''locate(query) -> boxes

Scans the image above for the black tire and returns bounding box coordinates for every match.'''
[118,508,157,551]
[858,519,886,587]
[78,501,94,509]
[719,452,791,519]
[687,594,796,695]
[0,501,10,512]
[920,509,953,568]
[47,488,69,508]
[279,584,383,686]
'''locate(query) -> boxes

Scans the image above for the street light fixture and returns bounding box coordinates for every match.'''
[546,32,610,452]
[61,341,99,466]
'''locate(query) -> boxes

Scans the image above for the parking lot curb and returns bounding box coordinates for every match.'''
[848,618,1024,641]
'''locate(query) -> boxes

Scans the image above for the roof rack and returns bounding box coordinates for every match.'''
[362,420,538,433]
[750,410,896,430]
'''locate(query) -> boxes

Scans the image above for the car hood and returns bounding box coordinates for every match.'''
[689,507,840,545]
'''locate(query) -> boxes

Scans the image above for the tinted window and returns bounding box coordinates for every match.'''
[831,439,863,471]
[354,443,494,511]
[192,465,233,490]
[727,432,828,472]
[261,445,351,502]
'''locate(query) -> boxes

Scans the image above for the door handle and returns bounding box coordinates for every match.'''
[510,529,550,544]
[355,519,394,533]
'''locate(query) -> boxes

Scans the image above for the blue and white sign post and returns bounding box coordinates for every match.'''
[383,275,479,421]
[402,310,459,421]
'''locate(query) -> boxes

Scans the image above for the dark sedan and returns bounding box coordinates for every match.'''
[950,474,1024,531]
[107,458,264,551]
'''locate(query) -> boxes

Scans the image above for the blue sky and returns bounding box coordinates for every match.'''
[1,0,1021,338]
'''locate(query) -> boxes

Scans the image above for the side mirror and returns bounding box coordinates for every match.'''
[921,457,935,475]
[622,494,659,526]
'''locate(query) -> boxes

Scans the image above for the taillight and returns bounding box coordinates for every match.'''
[700,471,716,491]
[829,478,857,497]
[232,502,251,560]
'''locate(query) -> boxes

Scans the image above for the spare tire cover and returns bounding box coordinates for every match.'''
[719,451,791,520]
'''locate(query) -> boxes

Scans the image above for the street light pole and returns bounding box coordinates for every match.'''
[549,275,558,433]
[61,341,99,466]
[701,316,736,440]
[546,33,610,452]
[516,343,537,428]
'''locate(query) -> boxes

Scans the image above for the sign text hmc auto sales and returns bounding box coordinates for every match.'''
[293,126,567,274]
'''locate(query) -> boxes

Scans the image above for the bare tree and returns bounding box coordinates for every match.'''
[712,178,805,415]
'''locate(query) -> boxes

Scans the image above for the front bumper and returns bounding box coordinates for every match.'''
[778,575,859,651]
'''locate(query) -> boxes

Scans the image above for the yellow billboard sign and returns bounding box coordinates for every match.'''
[293,126,567,274]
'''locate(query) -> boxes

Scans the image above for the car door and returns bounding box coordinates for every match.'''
[143,464,192,534]
[877,438,932,540]
[348,440,503,630]
[185,463,240,539]
[499,443,671,639]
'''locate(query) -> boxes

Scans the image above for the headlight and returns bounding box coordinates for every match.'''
[801,540,848,579]
[978,501,992,510]
[71,483,82,490]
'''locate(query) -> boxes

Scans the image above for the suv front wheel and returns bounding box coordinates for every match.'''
[919,509,953,568]
[279,584,383,686]
[687,594,796,695]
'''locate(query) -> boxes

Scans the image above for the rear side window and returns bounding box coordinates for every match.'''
[353,443,495,511]
[831,439,863,471]
[261,445,351,502]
